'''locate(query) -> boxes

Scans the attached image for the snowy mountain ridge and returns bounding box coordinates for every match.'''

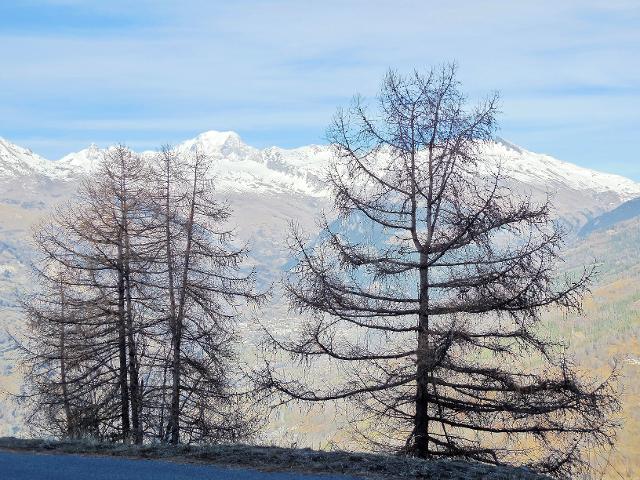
[0,137,57,179]
[485,139,640,201]
[2,131,639,204]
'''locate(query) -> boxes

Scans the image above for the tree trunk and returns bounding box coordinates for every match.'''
[169,163,197,444]
[159,362,169,441]
[162,163,180,444]
[116,243,131,442]
[123,216,142,444]
[125,270,142,444]
[59,287,73,438]
[414,252,430,457]
[169,316,182,444]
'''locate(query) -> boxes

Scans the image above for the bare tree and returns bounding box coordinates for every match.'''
[22,146,152,443]
[259,65,618,477]
[21,144,263,445]
[19,253,128,441]
[148,147,263,444]
[20,272,87,438]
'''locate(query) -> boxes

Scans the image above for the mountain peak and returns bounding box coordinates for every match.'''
[0,137,34,157]
[192,130,242,147]
[56,144,104,175]
[173,130,251,158]
[1,132,639,209]
[0,136,53,178]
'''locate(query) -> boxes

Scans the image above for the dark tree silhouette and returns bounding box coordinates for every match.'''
[259,65,618,477]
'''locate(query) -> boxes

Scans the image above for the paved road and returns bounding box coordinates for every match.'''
[0,450,362,480]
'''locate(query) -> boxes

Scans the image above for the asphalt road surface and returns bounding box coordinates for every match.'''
[0,450,363,480]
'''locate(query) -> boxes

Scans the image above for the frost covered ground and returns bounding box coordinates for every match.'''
[0,437,550,480]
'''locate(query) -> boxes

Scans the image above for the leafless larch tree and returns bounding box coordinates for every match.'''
[144,147,264,444]
[20,146,152,443]
[20,145,262,445]
[19,271,113,439]
[259,65,618,477]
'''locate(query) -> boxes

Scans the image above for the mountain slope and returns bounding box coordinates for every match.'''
[50,132,640,231]
[57,131,331,197]
[0,138,55,179]
[579,196,640,237]
[3,132,638,214]
[50,133,640,205]
[488,139,640,201]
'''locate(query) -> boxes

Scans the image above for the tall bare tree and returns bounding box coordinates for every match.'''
[259,65,618,477]
[23,146,152,443]
[148,147,263,444]
[21,144,263,445]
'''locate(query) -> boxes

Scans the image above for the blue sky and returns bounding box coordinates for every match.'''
[0,0,638,179]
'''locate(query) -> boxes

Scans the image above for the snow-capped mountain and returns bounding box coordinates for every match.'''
[485,139,640,203]
[54,131,331,197]
[1,130,639,289]
[3,131,639,209]
[0,138,53,179]
[48,132,640,230]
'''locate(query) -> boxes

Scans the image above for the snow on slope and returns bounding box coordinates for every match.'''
[53,131,331,197]
[0,131,638,230]
[170,131,331,196]
[55,144,103,179]
[484,139,640,203]
[48,131,640,208]
[0,138,57,179]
